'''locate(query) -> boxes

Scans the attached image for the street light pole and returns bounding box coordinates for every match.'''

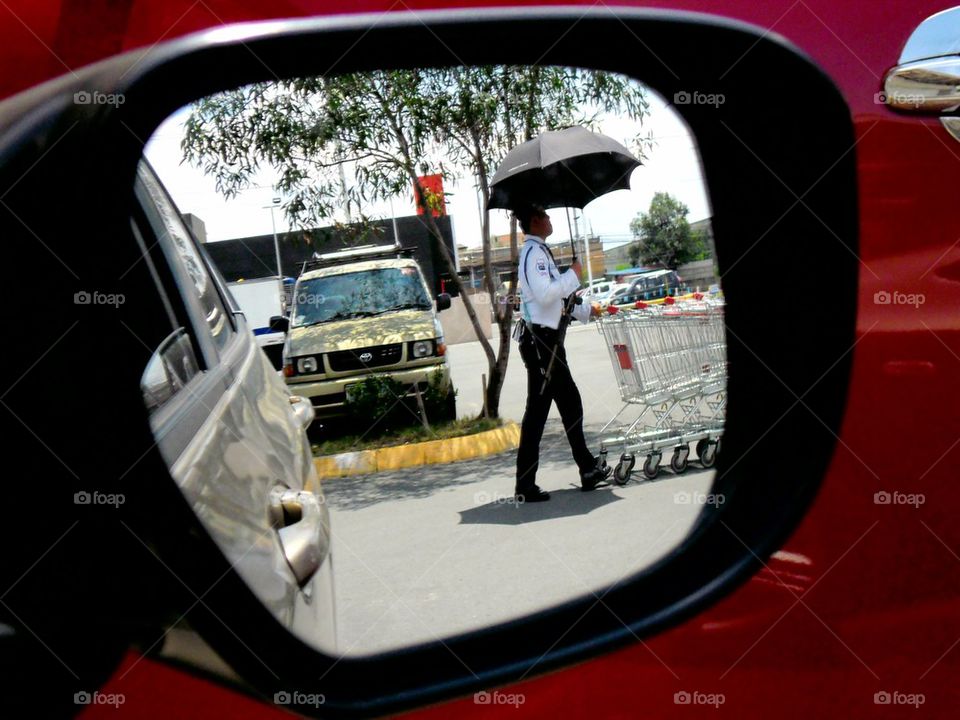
[263,198,284,313]
[262,198,284,277]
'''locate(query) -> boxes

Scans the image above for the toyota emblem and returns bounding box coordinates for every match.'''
[359,352,373,362]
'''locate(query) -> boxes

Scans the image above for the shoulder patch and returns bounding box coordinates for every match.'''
[536,257,547,275]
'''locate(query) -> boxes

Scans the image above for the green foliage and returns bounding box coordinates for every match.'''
[629,192,708,269]
[343,375,406,433]
[180,67,652,234]
[422,368,456,422]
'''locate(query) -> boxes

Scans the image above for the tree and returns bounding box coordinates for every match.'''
[181,67,651,418]
[628,192,707,269]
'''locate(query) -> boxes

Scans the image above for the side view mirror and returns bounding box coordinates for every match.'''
[269,315,289,333]
[435,293,451,312]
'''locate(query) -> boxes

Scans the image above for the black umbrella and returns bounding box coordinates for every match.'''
[487,126,641,211]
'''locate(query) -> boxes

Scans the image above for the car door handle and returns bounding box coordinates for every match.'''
[269,488,330,587]
[882,6,960,143]
[289,395,315,430]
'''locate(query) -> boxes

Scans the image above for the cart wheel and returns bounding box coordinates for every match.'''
[695,438,708,460]
[613,462,631,486]
[700,441,718,468]
[670,447,689,474]
[620,453,636,472]
[642,454,660,480]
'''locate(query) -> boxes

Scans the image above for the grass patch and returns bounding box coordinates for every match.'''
[311,416,504,457]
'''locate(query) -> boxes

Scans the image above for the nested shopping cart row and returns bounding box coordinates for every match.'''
[596,302,726,484]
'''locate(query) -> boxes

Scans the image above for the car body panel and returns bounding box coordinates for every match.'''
[6,0,950,717]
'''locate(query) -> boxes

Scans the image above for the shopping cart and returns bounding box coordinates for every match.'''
[596,300,726,484]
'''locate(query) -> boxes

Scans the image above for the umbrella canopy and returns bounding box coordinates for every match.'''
[487,126,641,211]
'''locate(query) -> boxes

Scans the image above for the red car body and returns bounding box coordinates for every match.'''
[3,1,956,717]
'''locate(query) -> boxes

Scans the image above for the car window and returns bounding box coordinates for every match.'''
[292,266,432,327]
[136,163,234,353]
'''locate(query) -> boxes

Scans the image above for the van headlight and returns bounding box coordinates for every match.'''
[296,356,321,374]
[410,340,434,358]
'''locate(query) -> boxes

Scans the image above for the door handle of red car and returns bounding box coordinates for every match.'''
[269,488,331,587]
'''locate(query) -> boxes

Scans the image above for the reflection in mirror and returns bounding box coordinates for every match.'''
[142,65,724,656]
[141,328,199,413]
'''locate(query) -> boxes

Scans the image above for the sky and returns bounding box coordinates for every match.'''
[144,85,711,254]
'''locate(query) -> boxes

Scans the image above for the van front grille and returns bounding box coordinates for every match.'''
[327,343,403,372]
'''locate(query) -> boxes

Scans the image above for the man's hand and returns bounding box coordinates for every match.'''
[590,303,601,318]
[570,260,582,279]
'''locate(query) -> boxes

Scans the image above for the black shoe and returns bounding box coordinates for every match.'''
[515,486,550,503]
[580,458,612,491]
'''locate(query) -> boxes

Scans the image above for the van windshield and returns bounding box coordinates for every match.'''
[291,266,432,327]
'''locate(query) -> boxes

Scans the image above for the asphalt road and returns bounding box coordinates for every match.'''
[323,320,719,655]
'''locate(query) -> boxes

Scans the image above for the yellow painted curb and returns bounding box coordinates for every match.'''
[314,422,521,479]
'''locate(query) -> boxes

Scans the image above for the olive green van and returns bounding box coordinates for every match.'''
[276,245,455,423]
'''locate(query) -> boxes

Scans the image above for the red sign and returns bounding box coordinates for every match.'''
[414,174,446,217]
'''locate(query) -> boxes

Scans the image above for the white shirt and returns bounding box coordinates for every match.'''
[517,235,590,330]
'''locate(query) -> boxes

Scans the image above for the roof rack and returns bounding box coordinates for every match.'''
[299,242,417,275]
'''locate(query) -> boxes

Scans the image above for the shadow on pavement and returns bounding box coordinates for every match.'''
[321,427,597,511]
[458,486,623,525]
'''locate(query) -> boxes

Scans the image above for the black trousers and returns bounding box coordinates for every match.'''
[515,324,596,491]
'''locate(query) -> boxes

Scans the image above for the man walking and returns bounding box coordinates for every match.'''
[513,204,610,502]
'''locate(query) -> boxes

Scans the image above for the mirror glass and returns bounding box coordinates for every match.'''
[141,65,724,656]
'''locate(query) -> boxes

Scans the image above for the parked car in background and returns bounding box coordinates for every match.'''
[276,244,456,422]
[591,282,632,311]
